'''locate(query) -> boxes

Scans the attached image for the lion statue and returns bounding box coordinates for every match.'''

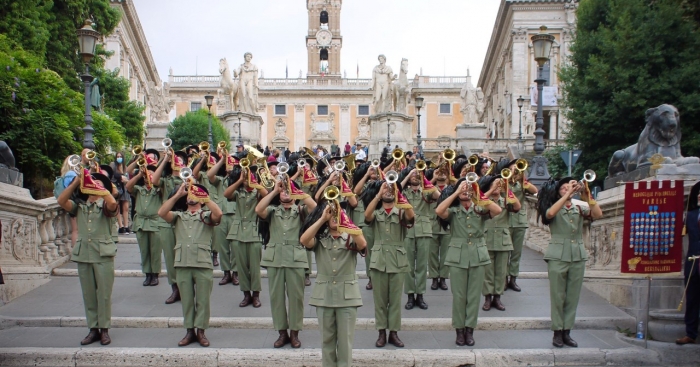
[608,104,699,177]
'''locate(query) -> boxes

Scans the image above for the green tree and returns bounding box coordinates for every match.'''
[94,68,145,147]
[167,109,230,151]
[92,111,125,156]
[559,0,700,180]
[0,35,83,197]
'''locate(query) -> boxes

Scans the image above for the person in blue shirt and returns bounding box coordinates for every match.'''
[677,181,700,345]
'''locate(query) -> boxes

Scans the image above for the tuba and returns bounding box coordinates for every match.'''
[258,159,275,188]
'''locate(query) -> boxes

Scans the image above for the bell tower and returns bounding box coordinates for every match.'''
[306,0,342,79]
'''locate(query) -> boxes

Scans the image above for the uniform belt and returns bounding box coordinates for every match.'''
[138,215,160,220]
[550,235,577,241]
[316,273,357,282]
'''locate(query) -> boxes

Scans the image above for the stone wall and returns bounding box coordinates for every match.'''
[0,182,74,305]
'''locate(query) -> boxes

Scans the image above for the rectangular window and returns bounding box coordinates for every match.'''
[358,105,369,116]
[439,103,451,114]
[318,105,329,115]
[191,102,202,112]
[274,104,286,115]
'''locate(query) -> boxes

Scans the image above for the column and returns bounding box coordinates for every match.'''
[549,110,557,140]
[294,103,306,149]
[339,104,351,147]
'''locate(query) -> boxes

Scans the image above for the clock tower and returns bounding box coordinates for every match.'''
[306,0,342,79]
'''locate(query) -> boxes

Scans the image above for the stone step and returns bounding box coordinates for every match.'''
[0,328,671,367]
[51,268,550,279]
[0,315,634,331]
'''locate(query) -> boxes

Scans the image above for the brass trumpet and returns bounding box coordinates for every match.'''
[442,148,456,163]
[467,154,479,166]
[277,162,290,193]
[391,148,404,161]
[199,141,210,153]
[466,172,479,184]
[415,160,427,171]
[333,160,346,172]
[323,185,341,217]
[132,145,143,156]
[515,159,528,172]
[298,159,307,168]
[371,159,381,169]
[137,156,147,169]
[162,138,172,149]
[217,141,227,150]
[501,168,512,181]
[386,170,399,185]
[68,154,82,172]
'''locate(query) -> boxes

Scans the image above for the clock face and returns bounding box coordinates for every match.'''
[316,30,332,46]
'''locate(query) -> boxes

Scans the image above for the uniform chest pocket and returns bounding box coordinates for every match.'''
[445,243,461,263]
[174,243,182,262]
[262,243,275,262]
[396,246,408,268]
[99,240,117,257]
[293,246,308,263]
[419,220,433,234]
[72,239,82,256]
[344,280,361,299]
[228,220,241,235]
[197,244,211,263]
[477,244,490,263]
[311,280,327,299]
[545,239,565,259]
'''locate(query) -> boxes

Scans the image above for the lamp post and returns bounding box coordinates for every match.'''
[386,116,391,147]
[237,111,243,147]
[414,96,424,159]
[76,20,100,150]
[530,25,555,187]
[517,95,525,152]
[204,94,214,151]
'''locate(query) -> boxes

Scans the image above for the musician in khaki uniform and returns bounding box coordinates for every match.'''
[256,179,317,348]
[159,182,222,347]
[301,197,367,367]
[364,180,415,348]
[57,169,118,346]
[506,159,538,291]
[436,177,501,346]
[536,177,601,347]
[224,165,268,307]
[399,167,440,309]
[353,162,379,290]
[481,173,520,311]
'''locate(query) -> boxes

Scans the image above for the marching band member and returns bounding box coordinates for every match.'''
[426,167,451,291]
[256,178,317,348]
[158,181,222,347]
[399,166,440,310]
[57,167,118,346]
[353,162,379,290]
[435,177,500,346]
[507,159,538,292]
[480,171,520,312]
[677,180,700,345]
[152,148,188,304]
[125,163,164,287]
[536,176,602,347]
[224,165,269,308]
[300,192,366,367]
[364,178,415,348]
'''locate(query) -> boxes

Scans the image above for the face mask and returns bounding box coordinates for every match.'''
[116,157,123,163]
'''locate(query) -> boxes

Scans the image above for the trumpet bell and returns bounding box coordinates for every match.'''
[162,138,172,148]
[199,141,210,152]
[323,185,340,201]
[132,145,143,156]
[137,157,147,167]
[179,167,193,180]
[467,154,479,166]
[515,158,528,172]
[582,169,596,182]
[391,148,404,161]
[416,160,427,171]
[240,158,251,168]
[371,159,381,168]
[85,150,97,161]
[386,170,399,184]
[333,160,346,172]
[278,162,290,174]
[298,159,306,168]
[68,155,82,167]
[466,172,479,184]
[501,168,512,180]
[217,141,227,149]
[443,148,456,163]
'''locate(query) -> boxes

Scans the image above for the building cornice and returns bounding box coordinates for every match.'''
[110,0,161,85]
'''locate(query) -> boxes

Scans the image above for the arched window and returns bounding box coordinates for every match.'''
[320,49,328,61]
[320,10,329,26]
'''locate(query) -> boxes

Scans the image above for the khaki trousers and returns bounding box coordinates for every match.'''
[268,267,305,331]
[176,267,213,329]
[404,237,431,294]
[547,259,585,330]
[508,227,526,277]
[160,228,177,285]
[428,233,451,279]
[215,214,236,272]
[317,306,358,367]
[135,230,161,274]
[449,265,485,329]
[483,250,509,295]
[233,240,262,292]
[370,269,404,331]
[77,261,115,329]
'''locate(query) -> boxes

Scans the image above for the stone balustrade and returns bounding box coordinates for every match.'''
[0,183,75,305]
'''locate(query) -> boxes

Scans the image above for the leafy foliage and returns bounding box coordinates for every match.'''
[94,68,145,147]
[559,0,700,180]
[167,109,230,151]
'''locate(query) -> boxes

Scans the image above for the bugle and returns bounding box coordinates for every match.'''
[416,160,427,171]
[162,138,172,149]
[386,170,399,185]
[371,159,381,169]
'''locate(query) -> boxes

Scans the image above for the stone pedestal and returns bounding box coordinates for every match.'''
[0,166,22,187]
[144,122,168,150]
[218,111,264,146]
[368,112,415,157]
[455,123,488,154]
[604,163,700,190]
[0,183,74,305]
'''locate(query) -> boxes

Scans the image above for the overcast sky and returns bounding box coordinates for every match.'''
[132,0,501,82]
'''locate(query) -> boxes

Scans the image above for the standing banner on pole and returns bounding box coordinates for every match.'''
[621,180,684,274]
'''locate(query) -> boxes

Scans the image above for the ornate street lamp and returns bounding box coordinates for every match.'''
[204,94,214,150]
[414,96,424,159]
[237,111,243,147]
[530,25,554,187]
[76,20,100,150]
[517,95,525,151]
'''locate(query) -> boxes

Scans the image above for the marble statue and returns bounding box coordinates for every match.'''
[233,52,259,114]
[274,118,287,138]
[370,54,394,114]
[608,104,700,177]
[218,58,239,112]
[147,81,169,122]
[459,71,481,125]
[392,58,410,115]
[524,109,535,136]
[476,87,485,122]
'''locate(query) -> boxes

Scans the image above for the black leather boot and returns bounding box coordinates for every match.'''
[431,278,439,290]
[552,330,564,348]
[415,294,428,310]
[143,273,152,286]
[405,294,415,310]
[563,329,578,347]
[165,283,180,304]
